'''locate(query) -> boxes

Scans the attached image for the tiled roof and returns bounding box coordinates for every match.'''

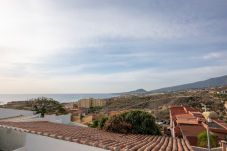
[183,107,199,113]
[175,114,194,118]
[189,112,204,119]
[0,121,193,151]
[176,119,198,125]
[214,119,227,130]
[179,125,205,137]
[170,106,187,120]
[176,114,198,125]
[179,125,205,146]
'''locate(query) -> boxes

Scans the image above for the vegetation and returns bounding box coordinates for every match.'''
[90,116,109,129]
[197,131,218,148]
[103,110,161,135]
[80,114,85,121]
[214,93,227,100]
[88,106,103,114]
[98,116,109,128]
[32,97,67,117]
[105,89,227,121]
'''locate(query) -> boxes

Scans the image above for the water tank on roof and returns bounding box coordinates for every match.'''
[202,111,218,120]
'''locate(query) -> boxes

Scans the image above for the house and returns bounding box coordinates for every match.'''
[220,90,227,94]
[169,106,227,149]
[217,90,227,95]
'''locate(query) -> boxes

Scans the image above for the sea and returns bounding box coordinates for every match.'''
[0,93,119,104]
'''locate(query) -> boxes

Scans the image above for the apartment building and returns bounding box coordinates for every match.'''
[77,98,106,108]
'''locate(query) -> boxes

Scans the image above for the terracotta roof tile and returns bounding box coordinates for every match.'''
[179,125,205,137]
[170,107,187,120]
[175,114,199,125]
[0,121,193,151]
[213,119,227,130]
[179,125,205,146]
[183,107,200,113]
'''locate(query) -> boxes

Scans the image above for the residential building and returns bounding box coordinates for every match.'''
[220,90,227,94]
[169,106,227,148]
[77,98,106,108]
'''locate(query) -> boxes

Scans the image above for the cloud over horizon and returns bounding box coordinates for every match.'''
[0,0,227,93]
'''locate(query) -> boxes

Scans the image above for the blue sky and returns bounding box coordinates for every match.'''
[0,0,227,93]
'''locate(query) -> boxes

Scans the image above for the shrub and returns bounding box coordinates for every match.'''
[197,131,218,148]
[90,119,99,128]
[104,110,161,135]
[98,116,108,128]
[88,106,103,113]
[90,116,109,129]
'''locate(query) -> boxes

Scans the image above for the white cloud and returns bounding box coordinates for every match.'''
[0,0,226,93]
[202,52,225,60]
[0,0,202,51]
[1,64,227,93]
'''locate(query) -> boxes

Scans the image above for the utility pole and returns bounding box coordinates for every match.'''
[207,118,211,151]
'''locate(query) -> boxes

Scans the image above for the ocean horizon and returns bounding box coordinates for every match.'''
[0,93,119,104]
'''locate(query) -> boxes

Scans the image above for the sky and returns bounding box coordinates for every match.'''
[0,0,227,93]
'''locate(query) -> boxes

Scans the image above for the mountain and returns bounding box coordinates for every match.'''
[150,75,227,93]
[120,89,147,95]
[129,89,147,93]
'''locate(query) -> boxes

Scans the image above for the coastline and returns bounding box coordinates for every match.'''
[0,93,119,104]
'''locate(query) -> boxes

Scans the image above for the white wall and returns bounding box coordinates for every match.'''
[43,114,71,124]
[0,108,33,119]
[13,147,26,151]
[0,127,107,151]
[25,133,107,151]
[0,127,25,151]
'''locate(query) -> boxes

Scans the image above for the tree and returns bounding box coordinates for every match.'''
[32,97,67,117]
[197,131,218,148]
[104,110,161,135]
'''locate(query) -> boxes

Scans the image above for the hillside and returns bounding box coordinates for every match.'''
[150,75,227,93]
[106,89,227,121]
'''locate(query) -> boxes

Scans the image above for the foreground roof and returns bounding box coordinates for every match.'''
[0,121,193,151]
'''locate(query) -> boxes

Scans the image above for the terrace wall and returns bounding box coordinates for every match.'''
[0,127,25,151]
[0,127,107,151]
[0,108,33,119]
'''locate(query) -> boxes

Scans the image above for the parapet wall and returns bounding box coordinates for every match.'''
[0,108,33,119]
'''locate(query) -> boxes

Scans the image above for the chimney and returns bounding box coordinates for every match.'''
[221,140,227,151]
